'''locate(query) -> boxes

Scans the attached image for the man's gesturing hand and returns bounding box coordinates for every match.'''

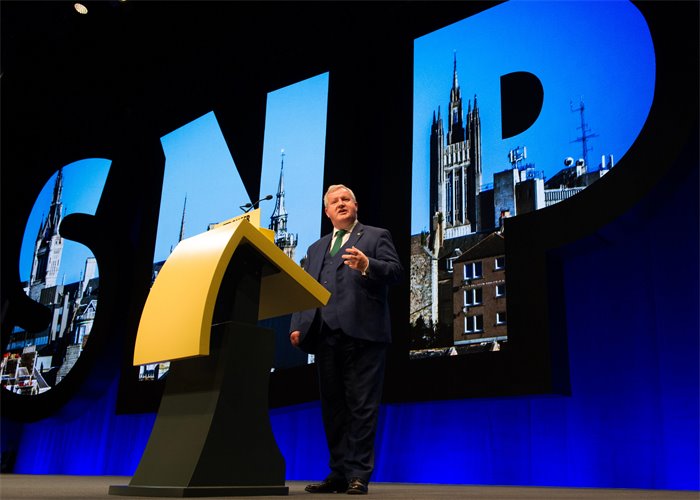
[342,246,369,273]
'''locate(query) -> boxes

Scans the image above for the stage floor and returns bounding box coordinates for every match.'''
[0,474,696,499]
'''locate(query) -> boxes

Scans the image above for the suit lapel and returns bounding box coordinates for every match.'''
[312,223,364,273]
[348,223,365,247]
[333,223,365,269]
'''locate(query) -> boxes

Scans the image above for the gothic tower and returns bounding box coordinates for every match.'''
[29,168,65,300]
[429,53,483,241]
[269,151,298,260]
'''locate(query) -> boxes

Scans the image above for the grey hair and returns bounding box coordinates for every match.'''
[323,184,357,208]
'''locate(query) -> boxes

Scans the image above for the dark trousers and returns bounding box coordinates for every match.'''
[315,325,387,483]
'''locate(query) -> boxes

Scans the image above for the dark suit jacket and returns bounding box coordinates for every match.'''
[289,222,402,354]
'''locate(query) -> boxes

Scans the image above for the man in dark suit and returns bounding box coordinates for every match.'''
[290,184,402,495]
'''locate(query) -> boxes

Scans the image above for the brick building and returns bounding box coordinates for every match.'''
[451,231,507,350]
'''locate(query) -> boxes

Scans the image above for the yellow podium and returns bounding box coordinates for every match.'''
[109,210,329,497]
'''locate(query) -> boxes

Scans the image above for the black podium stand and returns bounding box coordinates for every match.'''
[110,245,288,497]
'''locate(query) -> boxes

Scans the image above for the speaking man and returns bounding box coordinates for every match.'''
[290,184,402,495]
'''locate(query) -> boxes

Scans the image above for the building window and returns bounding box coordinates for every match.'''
[446,256,457,272]
[463,288,483,306]
[76,324,87,345]
[496,283,506,297]
[495,256,505,270]
[464,314,484,333]
[463,261,483,280]
[446,173,454,224]
[455,169,463,222]
[496,311,507,325]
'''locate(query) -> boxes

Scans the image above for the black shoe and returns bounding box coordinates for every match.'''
[346,478,368,495]
[305,478,349,493]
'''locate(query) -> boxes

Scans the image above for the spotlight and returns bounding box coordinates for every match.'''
[74,3,88,14]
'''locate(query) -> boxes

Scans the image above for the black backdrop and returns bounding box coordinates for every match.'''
[1,1,697,419]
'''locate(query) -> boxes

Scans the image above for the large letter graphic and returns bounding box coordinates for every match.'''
[3,160,110,396]
[500,71,543,140]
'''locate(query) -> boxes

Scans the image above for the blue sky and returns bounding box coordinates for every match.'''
[19,0,655,285]
[19,159,111,284]
[411,0,655,234]
[18,73,329,288]
[156,73,328,266]
[156,111,249,263]
[259,73,329,263]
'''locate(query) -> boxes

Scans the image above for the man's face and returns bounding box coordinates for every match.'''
[324,188,358,230]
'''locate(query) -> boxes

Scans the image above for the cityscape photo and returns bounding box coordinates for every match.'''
[409,1,655,359]
[2,160,111,394]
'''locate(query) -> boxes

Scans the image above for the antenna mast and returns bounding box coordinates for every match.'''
[570,97,598,169]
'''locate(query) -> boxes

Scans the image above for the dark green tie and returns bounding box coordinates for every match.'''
[330,229,347,256]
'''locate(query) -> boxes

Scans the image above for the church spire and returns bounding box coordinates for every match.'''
[452,50,459,90]
[39,167,64,241]
[269,150,288,234]
[268,149,297,260]
[448,51,465,145]
[30,167,65,292]
[178,194,187,242]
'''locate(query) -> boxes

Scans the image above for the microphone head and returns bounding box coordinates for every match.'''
[264,194,273,200]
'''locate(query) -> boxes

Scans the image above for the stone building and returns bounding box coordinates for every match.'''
[269,151,298,261]
[2,170,99,394]
[28,168,65,302]
[429,53,482,241]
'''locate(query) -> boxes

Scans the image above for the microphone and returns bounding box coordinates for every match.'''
[240,194,273,213]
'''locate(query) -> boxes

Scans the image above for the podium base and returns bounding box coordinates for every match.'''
[108,484,289,497]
